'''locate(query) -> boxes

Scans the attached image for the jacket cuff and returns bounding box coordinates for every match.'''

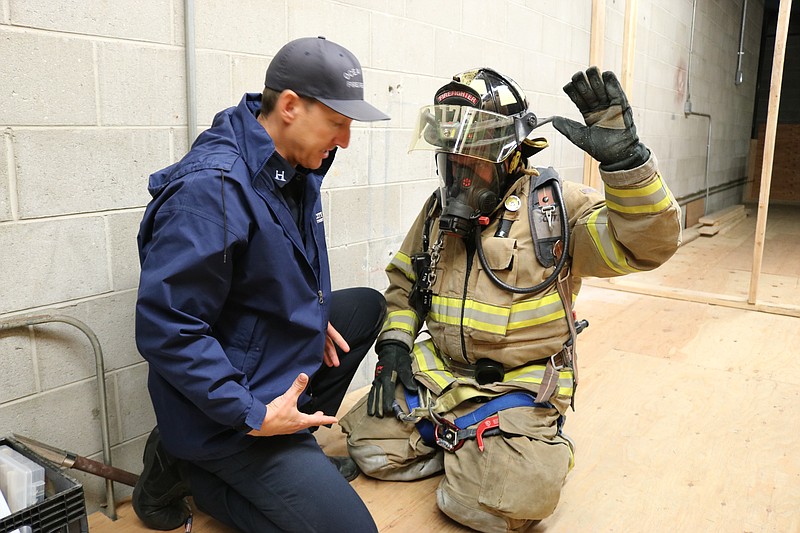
[239,398,267,433]
[377,329,414,352]
[599,153,659,187]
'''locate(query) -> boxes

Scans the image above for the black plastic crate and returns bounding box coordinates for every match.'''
[0,437,87,533]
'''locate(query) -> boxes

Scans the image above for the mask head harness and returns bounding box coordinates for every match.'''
[410,68,538,237]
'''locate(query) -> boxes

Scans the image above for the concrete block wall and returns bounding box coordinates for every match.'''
[0,0,762,513]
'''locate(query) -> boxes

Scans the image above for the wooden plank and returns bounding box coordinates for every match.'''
[698,204,744,226]
[621,0,638,94]
[698,225,721,236]
[583,0,605,191]
[684,198,705,227]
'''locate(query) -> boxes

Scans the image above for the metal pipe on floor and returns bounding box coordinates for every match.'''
[0,314,117,520]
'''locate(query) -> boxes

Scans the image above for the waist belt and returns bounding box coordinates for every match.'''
[404,389,550,452]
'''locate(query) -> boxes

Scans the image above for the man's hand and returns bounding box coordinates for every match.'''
[553,67,650,171]
[367,342,417,418]
[324,322,349,367]
[247,373,338,437]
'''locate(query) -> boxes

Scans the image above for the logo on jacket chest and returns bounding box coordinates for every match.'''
[315,211,324,224]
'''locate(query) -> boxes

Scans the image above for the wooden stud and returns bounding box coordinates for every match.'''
[748,0,793,304]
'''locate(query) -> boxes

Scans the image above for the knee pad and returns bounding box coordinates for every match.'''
[339,391,443,481]
[437,481,532,533]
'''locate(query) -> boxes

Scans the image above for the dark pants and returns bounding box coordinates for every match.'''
[180,287,385,532]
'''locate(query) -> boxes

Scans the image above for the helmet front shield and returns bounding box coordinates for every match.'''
[409,104,522,163]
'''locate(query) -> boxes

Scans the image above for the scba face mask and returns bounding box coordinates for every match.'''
[436,152,505,237]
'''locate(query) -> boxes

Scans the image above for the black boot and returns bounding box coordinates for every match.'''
[132,427,191,530]
[328,455,360,482]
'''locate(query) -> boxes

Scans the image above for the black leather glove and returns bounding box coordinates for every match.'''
[367,341,417,418]
[553,67,650,171]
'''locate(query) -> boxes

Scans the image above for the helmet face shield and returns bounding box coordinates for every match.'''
[410,104,520,163]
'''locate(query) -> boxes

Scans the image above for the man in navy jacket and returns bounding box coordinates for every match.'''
[134,37,388,532]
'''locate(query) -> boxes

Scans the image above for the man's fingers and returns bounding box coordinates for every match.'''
[288,373,310,400]
[306,411,338,427]
[326,322,350,353]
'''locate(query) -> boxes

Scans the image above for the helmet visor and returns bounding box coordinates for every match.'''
[409,104,520,163]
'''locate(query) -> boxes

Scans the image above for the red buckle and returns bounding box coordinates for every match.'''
[476,415,500,452]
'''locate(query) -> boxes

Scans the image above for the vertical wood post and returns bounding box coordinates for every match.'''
[748,0,792,304]
[584,0,606,189]
[621,0,638,94]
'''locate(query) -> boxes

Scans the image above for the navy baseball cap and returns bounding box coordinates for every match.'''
[265,36,389,122]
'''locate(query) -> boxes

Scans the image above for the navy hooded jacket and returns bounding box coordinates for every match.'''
[136,93,334,460]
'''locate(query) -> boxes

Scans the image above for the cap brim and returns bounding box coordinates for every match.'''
[317,98,390,122]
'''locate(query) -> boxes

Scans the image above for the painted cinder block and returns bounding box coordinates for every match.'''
[107,210,145,292]
[8,0,176,44]
[285,0,371,61]
[33,291,141,391]
[0,216,110,314]
[194,0,287,55]
[0,331,35,403]
[0,29,96,126]
[0,135,11,221]
[96,42,186,126]
[13,128,169,218]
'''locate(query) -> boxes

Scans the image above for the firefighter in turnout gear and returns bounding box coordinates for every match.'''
[340,67,681,532]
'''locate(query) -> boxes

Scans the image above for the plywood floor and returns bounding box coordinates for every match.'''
[89,205,800,532]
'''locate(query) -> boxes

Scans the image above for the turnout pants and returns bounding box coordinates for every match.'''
[179,287,385,533]
[340,378,574,533]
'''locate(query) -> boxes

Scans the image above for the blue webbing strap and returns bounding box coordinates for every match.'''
[404,389,550,447]
[454,392,545,428]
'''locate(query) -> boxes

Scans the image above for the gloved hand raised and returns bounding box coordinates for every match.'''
[553,67,650,171]
[367,341,417,418]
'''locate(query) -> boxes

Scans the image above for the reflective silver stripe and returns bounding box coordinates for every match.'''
[604,174,673,215]
[412,339,453,391]
[586,209,640,275]
[386,251,415,282]
[381,309,419,336]
[431,295,509,334]
[507,291,567,330]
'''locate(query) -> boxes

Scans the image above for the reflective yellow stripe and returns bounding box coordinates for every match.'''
[505,364,574,396]
[507,291,566,330]
[386,251,415,282]
[412,339,452,390]
[412,340,574,397]
[431,291,570,334]
[604,175,674,214]
[381,310,419,336]
[587,209,640,275]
